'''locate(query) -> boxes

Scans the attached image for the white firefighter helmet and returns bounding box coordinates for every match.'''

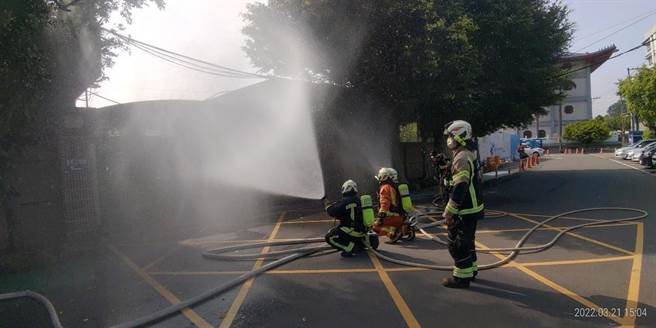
[375,168,399,183]
[443,120,472,148]
[341,179,358,194]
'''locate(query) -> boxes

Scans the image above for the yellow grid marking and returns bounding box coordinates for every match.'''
[150,271,248,276]
[219,211,286,328]
[622,222,644,327]
[474,240,629,326]
[518,255,634,267]
[368,251,421,328]
[282,219,334,224]
[124,208,644,327]
[107,244,213,328]
[508,213,634,255]
[142,245,181,271]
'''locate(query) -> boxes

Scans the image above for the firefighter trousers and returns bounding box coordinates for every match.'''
[447,211,482,279]
[325,227,365,253]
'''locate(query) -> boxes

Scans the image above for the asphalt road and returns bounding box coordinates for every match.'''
[1,153,654,327]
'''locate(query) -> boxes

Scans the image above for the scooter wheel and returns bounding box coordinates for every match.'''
[403,229,416,241]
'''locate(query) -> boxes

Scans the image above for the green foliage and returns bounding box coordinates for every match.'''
[0,0,164,191]
[602,114,630,131]
[618,65,656,132]
[400,122,420,142]
[607,99,626,116]
[242,0,573,137]
[644,128,653,140]
[563,118,610,144]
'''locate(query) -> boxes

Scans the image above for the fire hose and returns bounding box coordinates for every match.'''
[0,206,647,327]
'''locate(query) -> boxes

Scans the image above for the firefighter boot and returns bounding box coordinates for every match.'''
[442,277,470,289]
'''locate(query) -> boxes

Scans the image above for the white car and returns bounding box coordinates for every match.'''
[523,146,544,157]
[631,143,656,162]
[616,139,656,160]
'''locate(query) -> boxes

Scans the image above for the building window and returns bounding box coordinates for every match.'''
[564,105,574,114]
[538,130,546,138]
[523,130,532,138]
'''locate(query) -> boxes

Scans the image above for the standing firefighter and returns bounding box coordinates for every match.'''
[323,180,379,257]
[442,120,484,288]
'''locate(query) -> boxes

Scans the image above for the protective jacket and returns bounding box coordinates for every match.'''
[326,194,366,237]
[378,182,404,217]
[445,148,484,216]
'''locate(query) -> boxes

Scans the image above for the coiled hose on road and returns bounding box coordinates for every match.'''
[0,206,647,328]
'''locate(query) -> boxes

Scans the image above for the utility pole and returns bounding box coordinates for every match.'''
[558,102,563,153]
[85,89,89,109]
[535,114,540,139]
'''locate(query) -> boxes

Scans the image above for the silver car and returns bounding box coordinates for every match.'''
[631,142,656,161]
[616,139,656,160]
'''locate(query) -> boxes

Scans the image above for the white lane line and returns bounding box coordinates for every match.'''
[601,156,656,177]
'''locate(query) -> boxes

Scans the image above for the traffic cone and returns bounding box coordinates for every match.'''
[546,149,550,155]
[581,148,585,154]
[599,148,603,154]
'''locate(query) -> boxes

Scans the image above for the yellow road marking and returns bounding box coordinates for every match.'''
[508,212,609,222]
[509,213,634,255]
[622,222,644,327]
[150,268,378,276]
[219,212,286,328]
[519,255,633,267]
[368,252,421,328]
[107,244,213,328]
[150,271,248,276]
[420,222,636,237]
[142,245,181,271]
[475,241,628,326]
[282,219,333,224]
[269,268,376,274]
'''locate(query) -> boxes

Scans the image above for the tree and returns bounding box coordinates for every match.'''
[603,114,629,131]
[1,0,164,192]
[563,118,610,144]
[241,0,573,139]
[607,99,626,116]
[618,65,656,134]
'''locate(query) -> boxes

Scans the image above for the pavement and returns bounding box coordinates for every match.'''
[1,153,655,327]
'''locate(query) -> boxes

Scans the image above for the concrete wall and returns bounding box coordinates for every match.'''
[0,132,65,255]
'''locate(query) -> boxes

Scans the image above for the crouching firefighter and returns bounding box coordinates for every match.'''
[323,180,379,257]
[372,168,417,243]
[442,120,484,288]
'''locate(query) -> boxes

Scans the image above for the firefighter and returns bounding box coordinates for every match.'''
[441,120,484,288]
[323,180,378,257]
[372,168,411,243]
[430,150,452,206]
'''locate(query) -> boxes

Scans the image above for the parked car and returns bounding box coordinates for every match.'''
[522,144,544,157]
[631,142,656,162]
[616,139,656,160]
[641,147,656,167]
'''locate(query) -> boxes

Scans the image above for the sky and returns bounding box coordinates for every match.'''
[80,0,656,117]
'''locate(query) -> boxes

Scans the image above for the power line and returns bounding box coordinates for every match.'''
[89,92,121,105]
[575,9,656,42]
[102,28,269,79]
[576,11,656,52]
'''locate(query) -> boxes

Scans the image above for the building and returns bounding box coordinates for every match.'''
[523,46,616,141]
[646,25,656,67]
